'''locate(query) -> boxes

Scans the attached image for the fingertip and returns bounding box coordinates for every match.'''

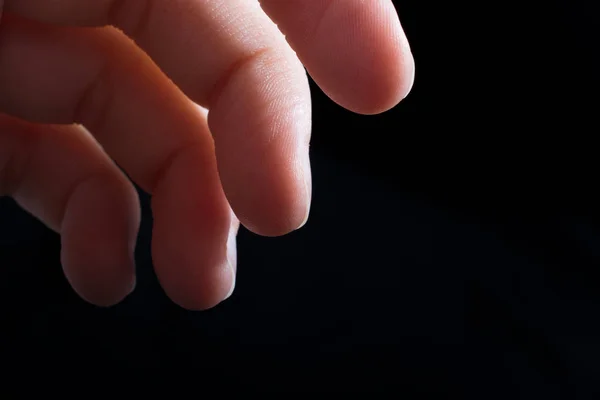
[284,0,414,115]
[72,269,136,308]
[231,169,311,237]
[342,50,415,115]
[236,182,310,237]
[315,27,415,115]
[240,219,299,238]
[60,171,140,308]
[158,228,237,310]
[160,261,233,311]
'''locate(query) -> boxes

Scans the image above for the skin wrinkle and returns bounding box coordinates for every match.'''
[133,0,285,108]
[206,47,272,110]
[147,138,205,196]
[0,0,413,308]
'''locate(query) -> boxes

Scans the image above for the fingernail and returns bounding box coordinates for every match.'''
[297,150,312,230]
[223,228,237,301]
[224,261,236,300]
[405,55,416,98]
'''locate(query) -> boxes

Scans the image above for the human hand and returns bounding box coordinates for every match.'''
[0,0,414,310]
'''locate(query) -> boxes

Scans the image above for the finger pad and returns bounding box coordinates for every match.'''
[150,144,233,310]
[61,173,139,307]
[305,0,415,114]
[208,52,312,236]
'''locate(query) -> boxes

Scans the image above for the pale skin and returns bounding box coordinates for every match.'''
[0,0,414,310]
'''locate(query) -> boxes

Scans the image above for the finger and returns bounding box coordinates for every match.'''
[0,114,138,307]
[6,0,312,236]
[259,0,415,114]
[149,107,237,310]
[0,16,233,309]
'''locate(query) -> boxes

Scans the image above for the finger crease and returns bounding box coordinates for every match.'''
[147,139,205,195]
[207,47,272,108]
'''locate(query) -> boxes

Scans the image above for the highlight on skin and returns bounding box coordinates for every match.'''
[0,0,414,310]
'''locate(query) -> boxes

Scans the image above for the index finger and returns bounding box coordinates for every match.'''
[259,0,415,114]
[6,0,312,235]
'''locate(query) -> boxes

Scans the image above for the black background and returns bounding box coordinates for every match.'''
[1,0,599,396]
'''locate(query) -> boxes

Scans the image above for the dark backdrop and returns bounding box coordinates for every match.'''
[1,0,598,396]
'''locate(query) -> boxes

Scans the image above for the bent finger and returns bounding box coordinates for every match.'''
[5,0,312,236]
[0,17,233,309]
[0,114,139,306]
